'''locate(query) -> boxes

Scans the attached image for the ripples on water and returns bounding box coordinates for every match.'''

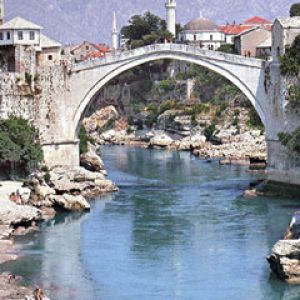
[2,146,300,300]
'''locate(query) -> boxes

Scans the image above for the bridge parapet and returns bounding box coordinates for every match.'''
[71,43,265,73]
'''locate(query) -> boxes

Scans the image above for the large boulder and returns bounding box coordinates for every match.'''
[80,143,105,172]
[178,134,207,150]
[83,105,119,134]
[49,166,117,197]
[0,199,42,226]
[267,239,300,284]
[50,194,90,211]
[150,132,174,147]
[268,213,300,284]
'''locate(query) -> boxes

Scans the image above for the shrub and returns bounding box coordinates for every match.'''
[247,107,264,130]
[0,116,43,164]
[79,126,95,154]
[278,128,300,154]
[204,124,216,141]
[288,83,300,106]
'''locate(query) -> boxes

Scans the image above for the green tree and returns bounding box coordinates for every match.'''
[0,116,43,164]
[290,3,300,16]
[121,11,173,49]
[280,35,300,76]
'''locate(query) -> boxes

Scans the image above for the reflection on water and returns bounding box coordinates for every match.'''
[2,146,300,300]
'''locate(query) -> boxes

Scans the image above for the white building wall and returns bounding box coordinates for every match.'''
[0,29,40,46]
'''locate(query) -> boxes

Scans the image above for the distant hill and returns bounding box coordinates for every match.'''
[4,0,295,45]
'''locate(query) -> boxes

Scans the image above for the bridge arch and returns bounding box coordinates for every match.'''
[71,45,267,139]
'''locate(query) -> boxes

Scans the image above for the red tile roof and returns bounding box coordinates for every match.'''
[244,16,272,25]
[219,16,273,35]
[83,50,107,60]
[219,24,253,35]
[71,41,110,54]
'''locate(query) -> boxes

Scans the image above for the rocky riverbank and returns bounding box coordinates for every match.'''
[83,105,267,168]
[0,146,117,299]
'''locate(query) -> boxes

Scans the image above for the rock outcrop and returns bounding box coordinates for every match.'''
[0,199,42,226]
[27,166,118,212]
[80,143,106,174]
[268,240,300,284]
[83,105,119,134]
[268,213,300,284]
[150,132,174,147]
[50,194,90,211]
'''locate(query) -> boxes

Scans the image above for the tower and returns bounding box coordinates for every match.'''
[165,0,176,37]
[112,12,119,50]
[0,0,4,25]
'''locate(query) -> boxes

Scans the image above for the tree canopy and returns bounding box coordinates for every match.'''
[290,3,300,17]
[280,35,300,76]
[0,116,43,163]
[121,11,173,49]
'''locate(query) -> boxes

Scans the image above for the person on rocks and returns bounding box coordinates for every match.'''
[9,192,17,203]
[8,274,16,284]
[16,189,24,205]
[34,287,45,300]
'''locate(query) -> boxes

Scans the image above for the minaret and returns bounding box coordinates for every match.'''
[112,12,119,50]
[0,0,4,25]
[165,0,176,37]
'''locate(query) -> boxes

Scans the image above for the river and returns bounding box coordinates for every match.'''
[1,146,300,300]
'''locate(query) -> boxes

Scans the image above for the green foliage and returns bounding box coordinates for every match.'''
[121,11,173,49]
[278,128,300,154]
[0,116,43,164]
[290,3,300,16]
[247,107,264,130]
[44,171,51,183]
[158,80,176,92]
[217,44,235,54]
[232,116,239,126]
[204,124,216,141]
[79,126,95,155]
[288,83,300,106]
[280,35,300,76]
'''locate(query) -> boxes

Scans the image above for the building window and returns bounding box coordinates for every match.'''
[86,45,89,50]
[0,32,3,40]
[18,31,23,40]
[210,35,213,41]
[29,31,35,40]
[48,55,53,61]
[6,32,10,40]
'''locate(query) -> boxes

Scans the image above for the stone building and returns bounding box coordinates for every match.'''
[234,27,271,57]
[70,41,110,62]
[37,34,62,67]
[219,16,272,45]
[272,17,300,62]
[178,16,225,50]
[256,37,272,58]
[0,16,61,72]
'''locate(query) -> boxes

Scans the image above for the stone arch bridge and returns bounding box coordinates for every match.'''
[3,43,298,184]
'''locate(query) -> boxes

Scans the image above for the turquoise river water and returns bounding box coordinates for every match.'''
[1,146,300,300]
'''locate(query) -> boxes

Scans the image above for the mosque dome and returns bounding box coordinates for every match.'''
[184,17,218,31]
